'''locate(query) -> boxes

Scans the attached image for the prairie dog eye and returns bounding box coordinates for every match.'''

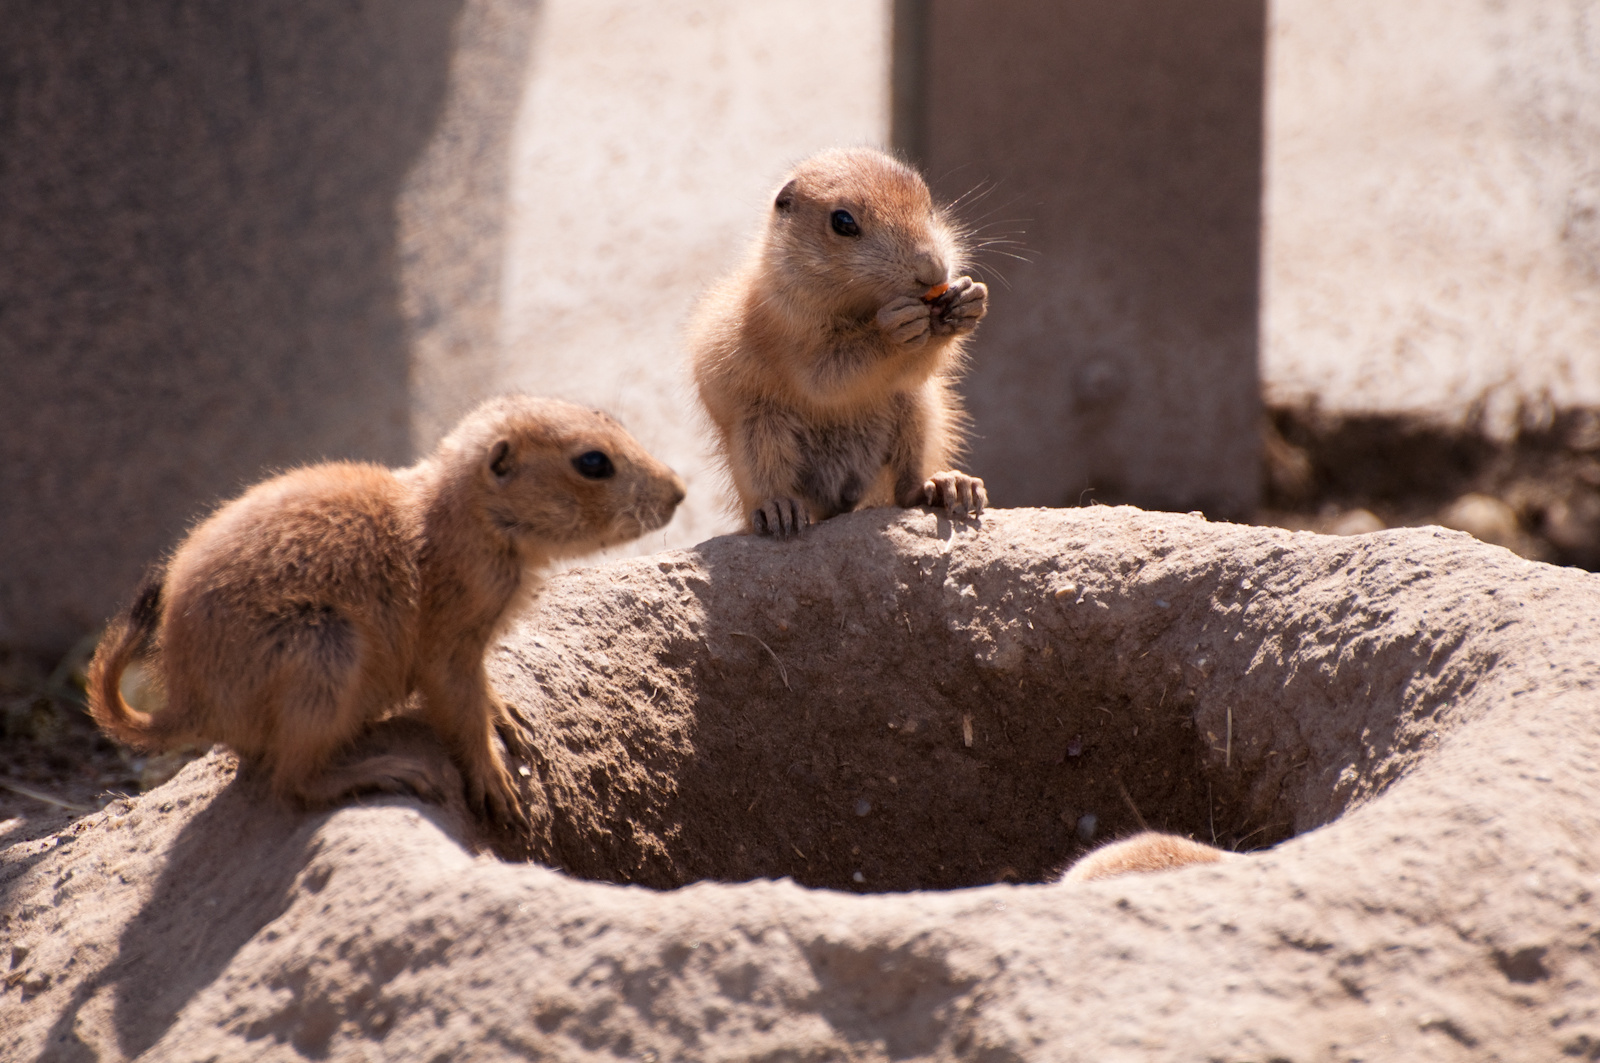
[572,451,615,480]
[830,209,860,237]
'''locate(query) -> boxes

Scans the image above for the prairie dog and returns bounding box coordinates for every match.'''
[690,147,989,536]
[87,396,685,824]
[1061,831,1240,883]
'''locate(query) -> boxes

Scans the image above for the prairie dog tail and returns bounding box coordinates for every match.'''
[87,579,167,749]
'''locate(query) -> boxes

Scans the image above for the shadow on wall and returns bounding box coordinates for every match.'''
[0,2,537,657]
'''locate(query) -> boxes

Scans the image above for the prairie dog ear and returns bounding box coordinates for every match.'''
[488,439,514,480]
[774,179,798,212]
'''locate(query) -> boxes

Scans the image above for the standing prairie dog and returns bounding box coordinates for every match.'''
[690,147,989,536]
[88,396,685,825]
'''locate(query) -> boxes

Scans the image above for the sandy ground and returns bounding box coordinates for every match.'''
[5,506,1598,1060]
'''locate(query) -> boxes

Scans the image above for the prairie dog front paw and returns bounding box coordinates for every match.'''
[494,710,534,764]
[930,276,987,336]
[923,470,987,515]
[469,755,529,829]
[753,497,809,537]
[876,295,933,347]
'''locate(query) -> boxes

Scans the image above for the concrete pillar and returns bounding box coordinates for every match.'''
[905,1,1267,517]
[0,1,537,656]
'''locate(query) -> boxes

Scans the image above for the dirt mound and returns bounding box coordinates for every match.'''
[4,507,1599,1060]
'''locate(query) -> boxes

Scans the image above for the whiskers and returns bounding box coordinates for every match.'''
[943,179,1034,290]
[942,176,1002,215]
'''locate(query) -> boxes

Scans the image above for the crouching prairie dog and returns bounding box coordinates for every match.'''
[1061,831,1240,883]
[88,395,685,825]
[690,146,989,536]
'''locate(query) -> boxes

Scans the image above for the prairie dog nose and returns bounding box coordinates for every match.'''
[913,252,947,289]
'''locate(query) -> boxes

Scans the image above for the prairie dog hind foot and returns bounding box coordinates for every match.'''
[296,753,461,808]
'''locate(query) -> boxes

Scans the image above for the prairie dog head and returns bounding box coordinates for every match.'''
[761,147,964,318]
[431,395,686,558]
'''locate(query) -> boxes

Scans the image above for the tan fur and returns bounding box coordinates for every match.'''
[87,395,685,824]
[1061,831,1240,883]
[689,147,989,536]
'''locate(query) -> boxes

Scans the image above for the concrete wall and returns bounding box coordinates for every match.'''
[1262,0,1600,434]
[489,1,891,550]
[401,0,542,454]
[13,0,1584,657]
[0,1,527,655]
[913,1,1268,517]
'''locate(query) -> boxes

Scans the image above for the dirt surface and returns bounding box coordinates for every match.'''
[5,404,1593,846]
[0,643,136,840]
[0,644,198,846]
[4,506,1600,1060]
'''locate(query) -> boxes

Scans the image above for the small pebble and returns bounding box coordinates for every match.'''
[852,871,865,884]
[1076,813,1098,842]
[854,798,872,817]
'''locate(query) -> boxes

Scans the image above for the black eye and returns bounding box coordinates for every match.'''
[572,451,615,480]
[830,209,860,237]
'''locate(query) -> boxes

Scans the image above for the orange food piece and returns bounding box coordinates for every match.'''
[921,282,950,303]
